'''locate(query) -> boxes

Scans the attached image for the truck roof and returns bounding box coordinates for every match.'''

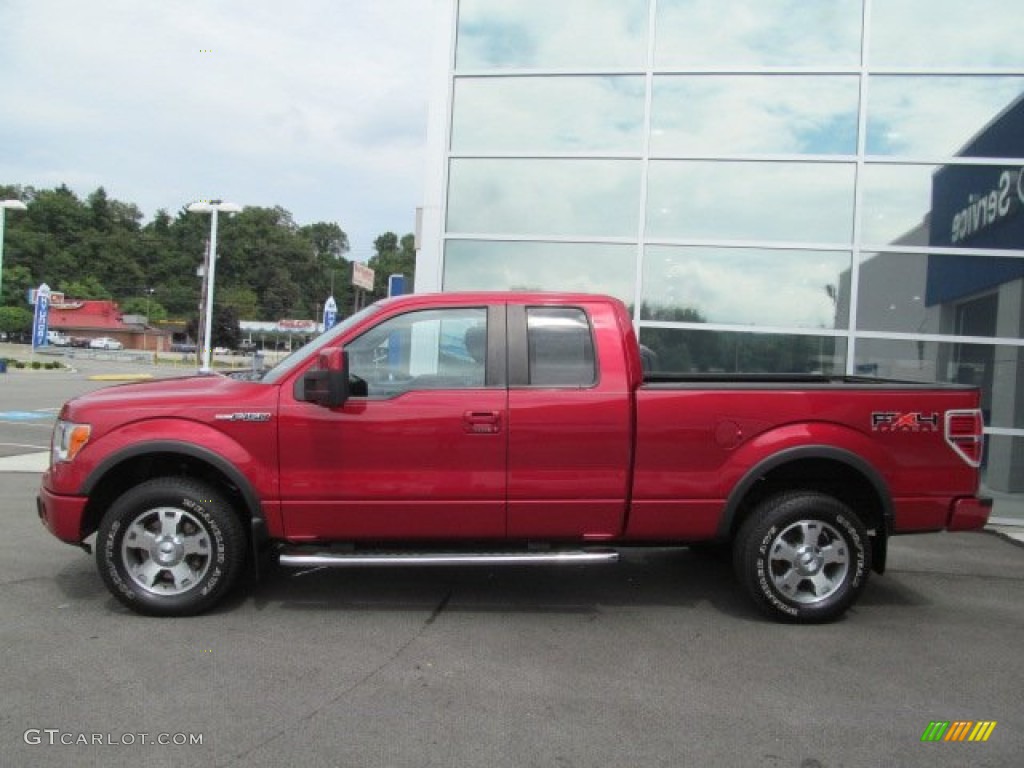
[377,291,624,309]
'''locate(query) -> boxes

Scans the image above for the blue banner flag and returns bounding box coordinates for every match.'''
[323,295,338,332]
[32,283,51,348]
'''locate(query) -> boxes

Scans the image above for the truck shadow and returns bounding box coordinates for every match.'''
[51,545,930,621]
[240,547,745,616]
[241,546,926,622]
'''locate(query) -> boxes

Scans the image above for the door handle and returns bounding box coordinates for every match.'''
[463,410,501,434]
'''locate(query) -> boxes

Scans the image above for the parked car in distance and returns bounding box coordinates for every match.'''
[47,330,71,347]
[89,337,123,350]
[170,342,197,353]
[70,337,91,348]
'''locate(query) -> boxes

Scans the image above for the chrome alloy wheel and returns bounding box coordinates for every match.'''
[767,520,849,605]
[121,507,212,595]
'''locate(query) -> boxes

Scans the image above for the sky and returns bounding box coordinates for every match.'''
[0,0,434,262]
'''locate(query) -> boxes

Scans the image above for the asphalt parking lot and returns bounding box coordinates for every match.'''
[1,357,1022,767]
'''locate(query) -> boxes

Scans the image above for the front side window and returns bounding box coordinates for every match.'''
[346,308,488,397]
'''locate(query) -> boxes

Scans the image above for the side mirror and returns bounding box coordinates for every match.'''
[298,348,350,408]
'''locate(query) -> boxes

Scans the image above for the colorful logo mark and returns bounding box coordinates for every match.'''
[921,721,997,742]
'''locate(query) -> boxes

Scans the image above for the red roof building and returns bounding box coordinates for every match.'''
[47,299,168,351]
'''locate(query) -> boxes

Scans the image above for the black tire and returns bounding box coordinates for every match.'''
[96,477,246,616]
[733,491,871,623]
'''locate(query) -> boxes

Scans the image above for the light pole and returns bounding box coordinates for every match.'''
[143,287,155,351]
[0,199,29,305]
[187,200,241,372]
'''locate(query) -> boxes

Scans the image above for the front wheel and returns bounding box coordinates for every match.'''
[96,478,246,616]
[733,492,871,623]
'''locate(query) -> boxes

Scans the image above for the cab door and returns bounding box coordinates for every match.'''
[506,304,633,539]
[278,305,508,540]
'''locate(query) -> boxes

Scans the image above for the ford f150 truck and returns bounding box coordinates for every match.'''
[37,292,991,622]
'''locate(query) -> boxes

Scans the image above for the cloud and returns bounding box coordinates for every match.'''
[0,0,432,257]
[867,77,1024,157]
[456,0,648,69]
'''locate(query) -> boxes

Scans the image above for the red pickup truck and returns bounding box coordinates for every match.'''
[37,292,990,622]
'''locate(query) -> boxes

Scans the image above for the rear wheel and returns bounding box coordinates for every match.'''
[733,492,871,623]
[96,477,246,616]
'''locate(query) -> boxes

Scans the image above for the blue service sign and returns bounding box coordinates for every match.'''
[388,274,406,297]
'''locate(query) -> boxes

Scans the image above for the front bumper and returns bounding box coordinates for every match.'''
[948,496,993,531]
[37,481,89,544]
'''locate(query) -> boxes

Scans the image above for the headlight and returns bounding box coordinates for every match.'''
[52,420,91,464]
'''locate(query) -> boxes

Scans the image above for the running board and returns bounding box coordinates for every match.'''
[278,549,620,568]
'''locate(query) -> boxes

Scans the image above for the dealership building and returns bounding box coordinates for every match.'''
[415,0,1024,510]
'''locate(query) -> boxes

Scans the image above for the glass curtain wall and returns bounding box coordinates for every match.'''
[428,0,1024,511]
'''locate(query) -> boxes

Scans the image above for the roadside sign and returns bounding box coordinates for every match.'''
[323,295,338,331]
[352,263,375,292]
[31,283,51,349]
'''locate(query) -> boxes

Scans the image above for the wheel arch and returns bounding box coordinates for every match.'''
[79,441,268,558]
[719,446,893,573]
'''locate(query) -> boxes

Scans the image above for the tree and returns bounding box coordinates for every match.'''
[186,304,240,350]
[368,231,415,299]
[300,222,349,260]
[0,306,32,336]
[219,286,260,320]
[1,265,33,308]
[61,276,109,299]
[0,182,382,326]
[120,296,168,323]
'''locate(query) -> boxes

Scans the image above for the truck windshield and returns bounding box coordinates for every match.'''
[259,303,383,384]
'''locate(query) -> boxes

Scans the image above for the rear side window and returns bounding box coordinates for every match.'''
[526,307,596,387]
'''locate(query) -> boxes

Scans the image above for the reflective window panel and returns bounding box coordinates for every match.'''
[870,0,1024,69]
[443,240,637,305]
[451,76,646,153]
[651,75,859,156]
[646,160,856,243]
[854,338,1024,430]
[456,0,649,70]
[856,251,1024,335]
[447,159,641,238]
[860,163,1024,249]
[641,245,851,329]
[655,0,862,68]
[638,326,845,374]
[982,436,1024,496]
[867,77,1024,158]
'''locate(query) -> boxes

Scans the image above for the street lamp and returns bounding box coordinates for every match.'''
[143,287,155,351]
[187,200,241,372]
[0,199,29,304]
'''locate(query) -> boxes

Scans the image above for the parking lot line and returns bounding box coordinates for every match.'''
[0,452,49,472]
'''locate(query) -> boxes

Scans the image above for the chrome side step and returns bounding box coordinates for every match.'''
[278,549,620,568]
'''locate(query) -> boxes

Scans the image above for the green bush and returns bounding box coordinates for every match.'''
[31,361,42,369]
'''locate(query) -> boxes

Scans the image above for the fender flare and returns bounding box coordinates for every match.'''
[717,445,894,540]
[81,440,269,552]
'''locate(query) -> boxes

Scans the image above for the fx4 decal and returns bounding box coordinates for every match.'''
[871,411,940,432]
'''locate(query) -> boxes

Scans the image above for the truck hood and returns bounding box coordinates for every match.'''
[62,373,276,421]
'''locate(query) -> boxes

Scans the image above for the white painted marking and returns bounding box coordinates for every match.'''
[0,452,50,473]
